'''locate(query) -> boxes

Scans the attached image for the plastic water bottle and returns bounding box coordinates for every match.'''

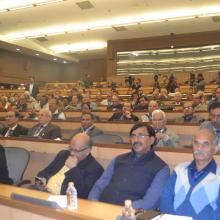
[66,182,78,210]
[122,200,136,220]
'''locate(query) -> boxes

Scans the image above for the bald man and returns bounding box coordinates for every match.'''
[160,129,220,220]
[35,133,104,198]
[28,109,62,139]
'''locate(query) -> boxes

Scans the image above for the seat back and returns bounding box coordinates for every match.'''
[4,147,30,185]
[92,134,123,144]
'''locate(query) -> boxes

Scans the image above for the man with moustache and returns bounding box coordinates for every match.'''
[89,122,170,210]
[160,129,220,220]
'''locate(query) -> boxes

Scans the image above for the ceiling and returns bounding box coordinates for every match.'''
[1,0,220,64]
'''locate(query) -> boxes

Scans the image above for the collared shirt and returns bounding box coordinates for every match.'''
[183,115,193,122]
[188,159,217,185]
[81,125,94,134]
[4,124,18,137]
[29,83,34,95]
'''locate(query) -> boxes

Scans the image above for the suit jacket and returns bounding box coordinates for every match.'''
[109,112,139,122]
[0,145,13,184]
[25,83,39,98]
[69,126,103,139]
[37,150,104,197]
[28,123,62,139]
[1,124,28,137]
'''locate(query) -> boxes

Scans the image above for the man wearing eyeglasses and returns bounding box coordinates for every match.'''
[89,122,170,210]
[201,101,220,146]
[175,101,203,123]
[34,133,104,198]
[160,129,220,220]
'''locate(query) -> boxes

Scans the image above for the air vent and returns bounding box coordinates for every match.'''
[36,37,48,42]
[76,1,94,10]
[112,26,127,32]
[212,16,220,22]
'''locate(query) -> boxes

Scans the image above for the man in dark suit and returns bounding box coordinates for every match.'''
[25,76,39,98]
[69,113,103,139]
[1,111,28,137]
[109,102,139,122]
[28,109,62,139]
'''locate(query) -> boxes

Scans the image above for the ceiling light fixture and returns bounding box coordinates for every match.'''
[0,0,65,12]
[5,5,220,40]
[50,41,107,53]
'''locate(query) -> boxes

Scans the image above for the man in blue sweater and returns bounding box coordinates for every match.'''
[89,122,170,210]
[160,129,220,220]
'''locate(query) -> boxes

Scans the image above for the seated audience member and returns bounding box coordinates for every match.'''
[208,86,220,107]
[192,93,207,111]
[166,75,178,93]
[89,123,170,209]
[95,92,103,105]
[134,96,148,111]
[176,101,203,123]
[1,111,28,137]
[100,92,112,106]
[80,103,100,121]
[28,109,62,139]
[152,109,180,147]
[159,88,169,100]
[160,129,220,220]
[141,100,159,122]
[109,102,139,122]
[172,92,183,105]
[0,96,11,111]
[23,102,38,120]
[0,145,13,184]
[200,101,220,146]
[77,95,97,111]
[160,74,168,89]
[64,95,80,111]
[196,73,205,92]
[152,88,160,100]
[107,95,123,112]
[130,92,139,107]
[35,133,103,198]
[49,97,66,120]
[39,95,49,110]
[132,78,142,93]
[153,74,160,90]
[17,95,28,112]
[70,113,103,138]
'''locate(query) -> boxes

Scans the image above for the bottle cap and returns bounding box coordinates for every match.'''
[68,182,74,187]
[124,200,132,207]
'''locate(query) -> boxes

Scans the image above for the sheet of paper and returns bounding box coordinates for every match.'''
[48,195,67,208]
[151,214,193,220]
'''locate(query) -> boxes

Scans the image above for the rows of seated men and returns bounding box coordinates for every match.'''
[1,99,220,149]
[0,122,219,220]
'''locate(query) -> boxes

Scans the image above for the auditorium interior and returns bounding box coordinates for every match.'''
[1,1,220,220]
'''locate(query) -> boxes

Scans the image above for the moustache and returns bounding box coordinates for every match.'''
[194,150,206,156]
[132,142,143,147]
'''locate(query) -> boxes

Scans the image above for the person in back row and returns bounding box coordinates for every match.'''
[69,113,103,139]
[28,109,62,139]
[1,110,28,137]
[89,123,170,210]
[35,133,104,198]
[109,102,139,122]
[160,129,220,220]
[175,101,203,123]
[152,109,180,147]
[141,100,159,122]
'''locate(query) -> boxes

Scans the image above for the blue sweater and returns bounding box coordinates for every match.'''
[160,159,220,220]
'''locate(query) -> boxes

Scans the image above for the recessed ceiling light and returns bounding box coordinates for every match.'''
[16,48,20,51]
[53,58,57,61]
[36,53,40,56]
[63,61,67,63]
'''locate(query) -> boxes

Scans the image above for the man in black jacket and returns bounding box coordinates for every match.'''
[1,111,28,137]
[35,133,104,198]
[25,77,39,98]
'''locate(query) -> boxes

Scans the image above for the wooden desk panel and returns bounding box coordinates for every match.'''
[0,184,122,220]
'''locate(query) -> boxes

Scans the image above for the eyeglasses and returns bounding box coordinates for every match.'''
[69,146,90,153]
[193,140,213,148]
[130,133,149,139]
[209,113,220,120]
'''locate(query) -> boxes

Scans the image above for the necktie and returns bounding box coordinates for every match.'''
[5,128,13,137]
[34,125,44,137]
[215,129,220,145]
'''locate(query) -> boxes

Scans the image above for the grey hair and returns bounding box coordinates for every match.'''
[152,109,166,121]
